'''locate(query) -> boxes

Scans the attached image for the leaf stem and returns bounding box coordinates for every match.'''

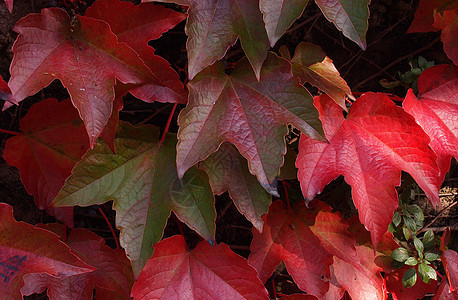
[98,207,120,249]
[0,128,22,136]
[160,103,178,144]
[271,278,278,299]
[282,181,292,211]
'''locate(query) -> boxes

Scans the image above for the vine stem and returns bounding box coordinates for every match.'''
[0,128,22,136]
[271,278,278,299]
[282,181,292,211]
[98,207,120,249]
[160,103,178,144]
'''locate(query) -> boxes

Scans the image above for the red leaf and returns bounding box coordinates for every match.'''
[386,266,438,300]
[85,0,187,104]
[403,65,458,181]
[248,200,360,298]
[9,8,155,145]
[177,53,324,196]
[296,93,441,247]
[3,98,89,227]
[433,9,458,65]
[131,235,268,299]
[0,74,16,107]
[444,250,458,292]
[0,203,94,300]
[433,280,458,300]
[280,294,317,299]
[147,0,270,80]
[3,0,13,13]
[407,0,452,33]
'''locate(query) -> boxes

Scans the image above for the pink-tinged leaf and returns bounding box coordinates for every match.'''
[407,0,457,33]
[260,0,309,47]
[3,98,89,227]
[314,0,370,50]
[0,74,16,106]
[386,266,438,300]
[332,245,386,300]
[296,93,441,247]
[433,280,458,300]
[85,0,187,104]
[249,200,360,298]
[99,84,127,152]
[291,42,354,110]
[131,235,268,299]
[403,65,458,182]
[200,143,271,231]
[0,203,94,300]
[444,250,458,292]
[146,0,271,80]
[54,122,216,276]
[3,0,12,13]
[177,53,324,196]
[433,9,458,65]
[9,8,154,145]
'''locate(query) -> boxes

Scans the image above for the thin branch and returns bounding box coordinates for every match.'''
[419,201,457,233]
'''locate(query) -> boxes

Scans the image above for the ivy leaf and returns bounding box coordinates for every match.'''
[131,235,268,299]
[296,93,441,247]
[290,42,354,109]
[386,266,438,300]
[177,53,324,197]
[248,200,360,298]
[54,122,216,276]
[403,64,458,182]
[3,98,90,227]
[200,142,271,231]
[433,9,458,65]
[147,0,271,80]
[0,203,95,300]
[9,8,155,145]
[3,0,12,13]
[407,0,454,33]
[314,0,370,49]
[85,0,188,104]
[259,0,309,47]
[443,250,458,292]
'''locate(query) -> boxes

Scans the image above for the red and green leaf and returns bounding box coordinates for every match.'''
[54,122,216,276]
[177,53,324,197]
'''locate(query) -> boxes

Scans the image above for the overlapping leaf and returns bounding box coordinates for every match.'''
[177,53,324,196]
[0,203,95,300]
[403,64,458,182]
[407,0,457,33]
[3,0,12,13]
[85,0,187,104]
[9,8,157,145]
[290,42,354,109]
[314,0,370,49]
[146,0,271,80]
[260,0,309,47]
[3,98,90,227]
[131,235,268,299]
[200,142,271,231]
[54,122,216,276]
[296,93,441,247]
[248,200,361,298]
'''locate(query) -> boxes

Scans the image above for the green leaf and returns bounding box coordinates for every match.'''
[422,229,435,245]
[413,236,424,258]
[176,53,324,196]
[405,257,418,266]
[391,247,410,262]
[407,204,424,222]
[403,227,412,241]
[403,215,417,233]
[424,252,440,262]
[260,0,309,47]
[200,142,271,231]
[392,211,402,227]
[402,267,417,288]
[54,122,216,276]
[314,0,370,49]
[418,262,437,283]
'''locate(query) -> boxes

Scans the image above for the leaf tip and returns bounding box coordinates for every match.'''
[261,176,279,197]
[207,238,215,247]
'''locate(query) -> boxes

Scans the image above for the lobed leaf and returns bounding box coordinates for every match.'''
[177,53,324,196]
[54,122,216,276]
[131,235,268,299]
[296,93,441,247]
